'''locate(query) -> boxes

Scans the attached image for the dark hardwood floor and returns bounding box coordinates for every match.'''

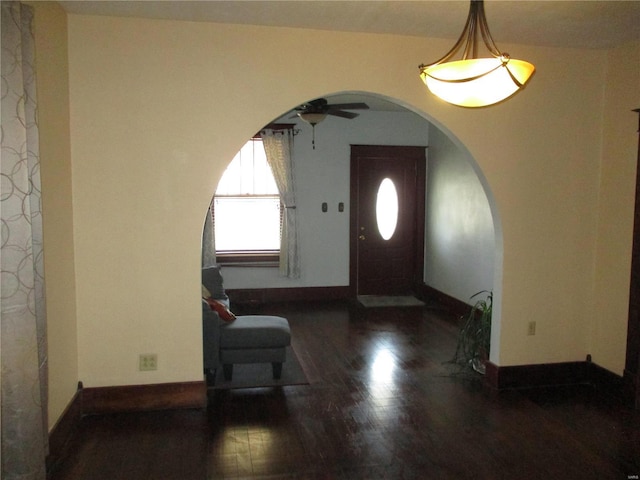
[49,299,640,479]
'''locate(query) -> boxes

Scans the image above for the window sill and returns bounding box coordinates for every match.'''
[216,252,279,267]
[218,261,279,268]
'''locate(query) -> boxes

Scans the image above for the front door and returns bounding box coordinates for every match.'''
[350,145,426,296]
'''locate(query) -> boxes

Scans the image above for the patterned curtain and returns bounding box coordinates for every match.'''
[1,2,49,479]
[201,201,216,268]
[261,129,300,278]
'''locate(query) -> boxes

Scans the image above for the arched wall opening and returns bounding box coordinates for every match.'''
[201,90,504,364]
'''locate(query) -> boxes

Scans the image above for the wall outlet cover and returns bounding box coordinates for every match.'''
[139,353,157,371]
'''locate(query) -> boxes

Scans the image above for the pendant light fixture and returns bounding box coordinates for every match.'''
[419,0,535,108]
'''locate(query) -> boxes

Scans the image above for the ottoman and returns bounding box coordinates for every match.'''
[219,315,291,380]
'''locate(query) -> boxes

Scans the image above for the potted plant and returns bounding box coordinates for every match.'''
[452,290,492,374]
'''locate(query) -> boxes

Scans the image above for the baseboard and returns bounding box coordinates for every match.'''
[418,284,470,319]
[47,382,84,472]
[226,285,351,305]
[485,360,625,397]
[228,284,463,311]
[591,362,625,395]
[82,381,206,415]
[485,361,590,390]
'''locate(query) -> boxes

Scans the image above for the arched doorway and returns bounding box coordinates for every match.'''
[201,91,503,362]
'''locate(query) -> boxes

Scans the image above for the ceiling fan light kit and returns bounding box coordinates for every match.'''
[419,0,535,108]
[297,112,327,126]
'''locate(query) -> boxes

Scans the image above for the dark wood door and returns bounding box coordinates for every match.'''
[350,145,426,296]
[625,108,640,409]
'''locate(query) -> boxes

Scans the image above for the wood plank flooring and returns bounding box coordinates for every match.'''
[49,299,640,479]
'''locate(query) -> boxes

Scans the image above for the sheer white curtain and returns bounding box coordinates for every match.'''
[1,2,48,478]
[261,129,300,278]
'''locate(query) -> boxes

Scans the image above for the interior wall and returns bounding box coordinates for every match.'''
[423,126,495,305]
[220,107,429,289]
[592,40,640,374]
[52,11,633,404]
[32,2,78,431]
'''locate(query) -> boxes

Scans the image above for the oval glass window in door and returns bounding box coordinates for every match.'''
[376,178,398,240]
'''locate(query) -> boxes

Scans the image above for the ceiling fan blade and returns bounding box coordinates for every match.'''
[328,110,359,119]
[326,102,369,110]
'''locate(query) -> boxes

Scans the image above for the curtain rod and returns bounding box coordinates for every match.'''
[254,123,301,137]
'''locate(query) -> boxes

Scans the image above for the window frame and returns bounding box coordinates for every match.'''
[213,124,294,266]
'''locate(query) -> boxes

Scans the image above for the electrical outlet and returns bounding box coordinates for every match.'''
[527,321,536,336]
[139,353,157,371]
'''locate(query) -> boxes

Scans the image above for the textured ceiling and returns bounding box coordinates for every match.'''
[60,0,640,50]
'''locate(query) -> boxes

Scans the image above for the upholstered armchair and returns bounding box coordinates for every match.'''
[201,266,228,382]
[201,265,291,384]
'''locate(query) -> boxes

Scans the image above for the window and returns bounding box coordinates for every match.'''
[376,178,399,241]
[214,138,281,263]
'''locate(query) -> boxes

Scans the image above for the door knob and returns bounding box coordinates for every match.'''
[359,235,366,240]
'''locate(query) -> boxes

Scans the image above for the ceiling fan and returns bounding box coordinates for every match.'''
[291,98,369,149]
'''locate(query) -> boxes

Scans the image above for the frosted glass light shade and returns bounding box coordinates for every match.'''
[297,112,326,125]
[421,57,535,107]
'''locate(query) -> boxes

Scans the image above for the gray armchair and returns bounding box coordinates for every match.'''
[201,266,228,383]
[201,265,291,384]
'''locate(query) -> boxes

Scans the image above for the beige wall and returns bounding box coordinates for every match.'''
[32,9,639,427]
[592,40,640,373]
[32,2,78,430]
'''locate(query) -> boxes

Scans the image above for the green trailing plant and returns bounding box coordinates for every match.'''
[452,290,492,374]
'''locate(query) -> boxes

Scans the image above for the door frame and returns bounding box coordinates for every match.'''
[349,144,426,297]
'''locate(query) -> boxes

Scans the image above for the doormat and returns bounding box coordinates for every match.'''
[357,295,425,308]
[211,346,310,390]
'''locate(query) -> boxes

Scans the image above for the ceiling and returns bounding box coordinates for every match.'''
[60,0,640,50]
